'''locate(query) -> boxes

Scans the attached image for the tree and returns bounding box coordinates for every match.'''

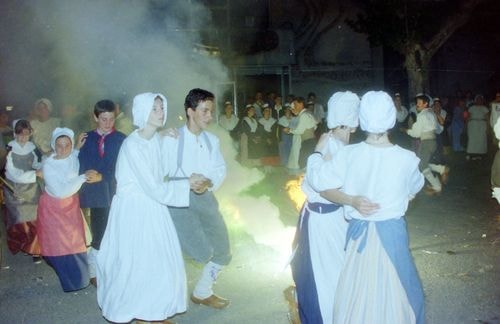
[348,0,486,97]
[291,0,346,66]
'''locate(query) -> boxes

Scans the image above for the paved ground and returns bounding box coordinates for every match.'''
[0,148,499,324]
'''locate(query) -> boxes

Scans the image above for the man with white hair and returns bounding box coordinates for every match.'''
[30,98,61,156]
[290,91,360,324]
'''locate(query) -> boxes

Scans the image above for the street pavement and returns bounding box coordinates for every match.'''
[0,149,499,324]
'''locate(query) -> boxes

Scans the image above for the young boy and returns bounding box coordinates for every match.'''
[162,88,231,309]
[78,99,126,286]
[405,94,449,195]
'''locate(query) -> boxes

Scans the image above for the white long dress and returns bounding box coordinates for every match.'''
[315,142,425,324]
[96,131,190,323]
[466,105,489,154]
[292,137,347,324]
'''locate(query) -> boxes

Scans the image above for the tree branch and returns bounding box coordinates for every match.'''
[304,6,347,63]
[425,0,485,57]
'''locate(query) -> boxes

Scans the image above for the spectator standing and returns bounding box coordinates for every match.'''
[30,98,61,157]
[278,104,295,166]
[466,95,489,160]
[451,98,467,152]
[285,97,317,173]
[218,101,239,132]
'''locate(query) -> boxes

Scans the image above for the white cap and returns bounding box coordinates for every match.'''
[51,127,74,150]
[34,98,53,112]
[327,91,360,129]
[132,93,167,129]
[359,91,396,133]
[12,119,20,131]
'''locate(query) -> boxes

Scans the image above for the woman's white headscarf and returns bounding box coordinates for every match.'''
[34,98,53,112]
[359,91,396,133]
[132,93,168,129]
[50,127,74,150]
[327,91,360,129]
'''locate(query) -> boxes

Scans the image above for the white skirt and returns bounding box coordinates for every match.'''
[308,207,347,323]
[334,221,421,324]
[96,192,187,323]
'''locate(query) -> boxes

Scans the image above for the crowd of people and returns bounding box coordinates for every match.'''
[0,86,498,323]
[1,89,231,323]
[220,92,324,173]
[219,90,499,194]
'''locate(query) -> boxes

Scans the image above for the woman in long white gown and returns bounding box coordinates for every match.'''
[292,91,360,324]
[96,93,202,323]
[318,91,425,324]
[466,95,489,158]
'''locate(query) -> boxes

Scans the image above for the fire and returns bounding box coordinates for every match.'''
[285,175,306,211]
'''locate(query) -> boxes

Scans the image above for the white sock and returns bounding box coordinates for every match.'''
[429,163,445,175]
[423,168,442,191]
[87,247,98,278]
[193,261,223,299]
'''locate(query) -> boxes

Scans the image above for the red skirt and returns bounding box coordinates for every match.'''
[36,193,87,257]
[3,219,41,255]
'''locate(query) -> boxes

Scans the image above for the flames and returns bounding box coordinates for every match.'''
[285,175,306,211]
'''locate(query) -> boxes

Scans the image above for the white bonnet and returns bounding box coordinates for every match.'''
[34,98,53,112]
[327,91,360,129]
[12,119,20,132]
[359,91,396,133]
[132,93,167,129]
[51,127,74,150]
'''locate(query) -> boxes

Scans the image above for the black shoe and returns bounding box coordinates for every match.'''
[32,256,42,264]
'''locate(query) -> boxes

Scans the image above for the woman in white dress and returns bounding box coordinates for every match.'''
[317,91,425,324]
[96,93,203,323]
[466,94,489,159]
[218,101,239,132]
[292,91,360,324]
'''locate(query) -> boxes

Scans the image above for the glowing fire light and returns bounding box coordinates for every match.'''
[285,175,306,211]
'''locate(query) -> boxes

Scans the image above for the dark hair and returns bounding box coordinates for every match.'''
[415,95,429,105]
[293,97,305,105]
[307,92,316,98]
[184,88,215,117]
[55,135,71,144]
[14,119,32,134]
[94,99,116,118]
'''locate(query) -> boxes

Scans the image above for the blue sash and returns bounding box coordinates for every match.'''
[345,218,425,324]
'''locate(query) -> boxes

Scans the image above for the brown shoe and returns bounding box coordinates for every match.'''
[190,294,230,309]
[440,166,450,185]
[89,277,97,288]
[424,187,441,196]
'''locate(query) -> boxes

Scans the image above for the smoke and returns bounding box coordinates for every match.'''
[0,0,227,119]
[0,0,295,265]
[210,125,296,270]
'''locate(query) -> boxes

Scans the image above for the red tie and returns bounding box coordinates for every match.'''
[96,129,115,158]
